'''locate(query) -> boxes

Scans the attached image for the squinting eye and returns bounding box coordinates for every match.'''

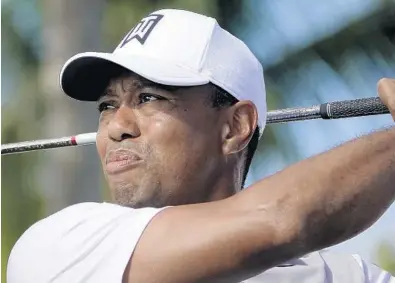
[97,102,116,113]
[139,93,163,104]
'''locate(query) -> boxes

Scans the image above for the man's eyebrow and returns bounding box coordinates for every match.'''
[99,87,117,100]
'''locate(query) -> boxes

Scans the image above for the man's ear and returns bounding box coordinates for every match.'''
[222,101,258,155]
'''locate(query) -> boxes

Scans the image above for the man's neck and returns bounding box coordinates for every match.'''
[205,173,239,202]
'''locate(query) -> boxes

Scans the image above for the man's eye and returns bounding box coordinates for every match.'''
[138,93,163,104]
[97,102,116,113]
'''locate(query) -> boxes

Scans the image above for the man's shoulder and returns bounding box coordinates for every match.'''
[7,202,167,283]
[245,251,394,283]
[11,202,167,252]
[17,202,153,237]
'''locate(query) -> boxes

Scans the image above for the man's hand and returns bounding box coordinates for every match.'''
[378,78,395,120]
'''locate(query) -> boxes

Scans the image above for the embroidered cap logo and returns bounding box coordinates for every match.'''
[120,14,164,47]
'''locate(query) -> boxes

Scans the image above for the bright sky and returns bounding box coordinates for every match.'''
[244,0,394,263]
[243,0,381,68]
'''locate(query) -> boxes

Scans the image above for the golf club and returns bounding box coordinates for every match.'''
[1,96,389,155]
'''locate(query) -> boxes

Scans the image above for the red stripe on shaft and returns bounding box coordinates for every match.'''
[71,136,77,145]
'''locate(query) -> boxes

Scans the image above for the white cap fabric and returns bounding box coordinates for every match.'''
[60,9,267,134]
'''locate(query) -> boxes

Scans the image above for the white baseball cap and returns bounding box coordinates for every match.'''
[60,9,267,135]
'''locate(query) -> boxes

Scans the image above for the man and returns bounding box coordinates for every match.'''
[6,8,395,283]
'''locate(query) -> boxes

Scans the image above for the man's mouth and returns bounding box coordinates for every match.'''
[105,149,143,174]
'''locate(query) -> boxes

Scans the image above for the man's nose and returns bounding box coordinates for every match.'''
[107,105,140,141]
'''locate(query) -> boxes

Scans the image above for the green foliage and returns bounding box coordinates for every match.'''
[101,0,235,49]
[376,241,395,275]
[1,2,45,280]
[1,129,44,282]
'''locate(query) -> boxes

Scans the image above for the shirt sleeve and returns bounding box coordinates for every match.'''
[351,254,395,283]
[7,202,167,283]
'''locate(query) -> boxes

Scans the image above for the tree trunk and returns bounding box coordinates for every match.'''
[39,0,106,214]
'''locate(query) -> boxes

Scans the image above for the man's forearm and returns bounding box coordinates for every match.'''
[297,126,395,249]
[239,126,395,258]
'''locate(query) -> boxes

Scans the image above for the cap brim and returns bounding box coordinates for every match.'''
[60,52,210,101]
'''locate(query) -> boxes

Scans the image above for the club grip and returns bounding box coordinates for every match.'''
[320,97,389,119]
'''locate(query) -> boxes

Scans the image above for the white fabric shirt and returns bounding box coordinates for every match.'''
[7,202,395,283]
[7,202,164,282]
[244,252,395,283]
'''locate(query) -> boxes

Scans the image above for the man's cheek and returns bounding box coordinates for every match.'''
[144,115,182,135]
[95,132,108,162]
[149,120,170,136]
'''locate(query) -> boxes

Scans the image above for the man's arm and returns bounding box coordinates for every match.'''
[125,78,395,283]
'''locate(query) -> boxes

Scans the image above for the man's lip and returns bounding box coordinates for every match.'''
[105,149,142,164]
[105,159,143,174]
[105,149,143,174]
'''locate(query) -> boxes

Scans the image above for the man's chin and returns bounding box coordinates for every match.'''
[109,183,165,208]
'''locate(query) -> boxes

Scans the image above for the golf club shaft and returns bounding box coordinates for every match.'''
[1,97,389,155]
[1,133,97,155]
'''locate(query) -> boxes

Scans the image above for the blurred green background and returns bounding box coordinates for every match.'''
[2,0,395,281]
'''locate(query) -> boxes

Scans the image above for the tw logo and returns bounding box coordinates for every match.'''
[120,14,164,47]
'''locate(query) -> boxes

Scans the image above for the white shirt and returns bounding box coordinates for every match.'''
[244,251,395,283]
[7,202,395,283]
[7,202,164,282]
